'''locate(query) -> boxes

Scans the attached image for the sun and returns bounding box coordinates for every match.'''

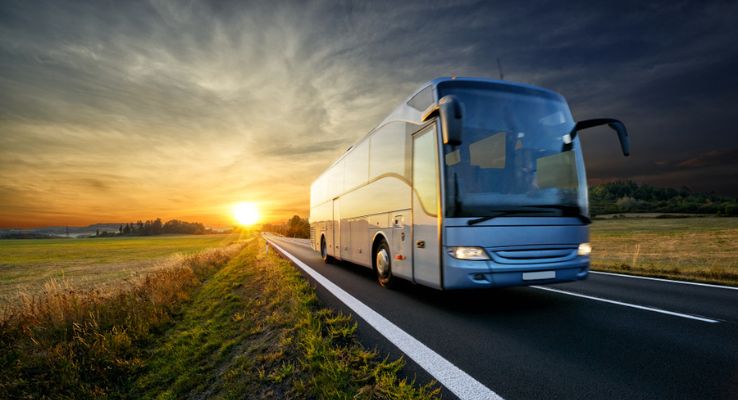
[232,202,260,226]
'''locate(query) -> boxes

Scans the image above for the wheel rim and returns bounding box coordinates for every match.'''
[376,248,390,278]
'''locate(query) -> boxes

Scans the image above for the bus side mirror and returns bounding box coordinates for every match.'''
[566,118,630,156]
[422,95,463,145]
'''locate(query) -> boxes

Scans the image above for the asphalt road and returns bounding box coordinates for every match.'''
[264,234,738,400]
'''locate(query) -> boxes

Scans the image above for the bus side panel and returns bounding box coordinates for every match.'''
[350,217,369,265]
[309,201,331,252]
[337,176,411,268]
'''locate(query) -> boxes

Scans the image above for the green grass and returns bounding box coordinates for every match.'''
[590,217,738,286]
[0,234,240,305]
[132,237,439,399]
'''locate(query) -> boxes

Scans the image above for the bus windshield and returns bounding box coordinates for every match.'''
[438,83,587,219]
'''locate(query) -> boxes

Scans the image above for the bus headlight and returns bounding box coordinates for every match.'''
[448,246,490,260]
[577,242,592,256]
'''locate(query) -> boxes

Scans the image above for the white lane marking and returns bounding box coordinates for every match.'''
[590,271,738,291]
[531,286,720,324]
[266,237,504,400]
[282,238,313,249]
[266,235,313,249]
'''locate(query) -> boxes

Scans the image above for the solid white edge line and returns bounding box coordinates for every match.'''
[531,286,720,324]
[590,271,738,291]
[265,236,504,400]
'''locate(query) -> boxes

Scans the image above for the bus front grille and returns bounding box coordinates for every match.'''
[489,247,577,264]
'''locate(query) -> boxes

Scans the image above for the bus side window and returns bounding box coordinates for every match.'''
[344,141,369,190]
[370,122,406,180]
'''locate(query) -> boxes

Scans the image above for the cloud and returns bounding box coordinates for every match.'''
[677,148,738,168]
[1,0,738,227]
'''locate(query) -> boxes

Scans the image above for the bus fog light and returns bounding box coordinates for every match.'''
[448,246,490,260]
[577,242,592,256]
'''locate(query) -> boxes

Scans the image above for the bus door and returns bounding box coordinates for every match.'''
[411,124,442,288]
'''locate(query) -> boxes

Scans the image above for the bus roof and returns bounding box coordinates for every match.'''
[377,76,564,129]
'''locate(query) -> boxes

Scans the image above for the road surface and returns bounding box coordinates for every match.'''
[264,234,738,400]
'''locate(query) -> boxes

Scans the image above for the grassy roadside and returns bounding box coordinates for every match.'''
[133,237,439,399]
[590,217,738,286]
[0,240,245,399]
[1,234,438,398]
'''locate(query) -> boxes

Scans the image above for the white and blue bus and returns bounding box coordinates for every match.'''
[309,77,629,289]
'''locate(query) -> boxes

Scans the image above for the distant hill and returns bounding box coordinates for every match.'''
[590,180,738,216]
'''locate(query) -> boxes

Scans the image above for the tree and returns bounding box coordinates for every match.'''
[263,215,310,238]
[153,218,163,235]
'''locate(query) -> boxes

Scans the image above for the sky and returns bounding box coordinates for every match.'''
[1,0,737,228]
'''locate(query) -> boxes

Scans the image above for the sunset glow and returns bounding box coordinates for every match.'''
[233,202,261,226]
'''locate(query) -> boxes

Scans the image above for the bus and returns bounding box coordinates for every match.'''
[309,77,629,289]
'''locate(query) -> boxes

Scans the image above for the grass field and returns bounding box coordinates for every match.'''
[0,235,437,399]
[0,234,240,305]
[590,217,738,286]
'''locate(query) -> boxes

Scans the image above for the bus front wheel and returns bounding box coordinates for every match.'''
[375,240,396,288]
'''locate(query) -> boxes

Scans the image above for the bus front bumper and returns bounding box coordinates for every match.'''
[442,252,589,289]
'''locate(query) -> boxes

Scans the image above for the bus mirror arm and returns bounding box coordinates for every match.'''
[421,96,463,145]
[565,118,630,156]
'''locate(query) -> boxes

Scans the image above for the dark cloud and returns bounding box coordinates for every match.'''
[677,148,738,169]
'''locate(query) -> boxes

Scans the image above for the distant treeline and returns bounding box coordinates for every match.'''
[0,232,56,239]
[261,215,310,238]
[590,180,738,216]
[98,219,215,237]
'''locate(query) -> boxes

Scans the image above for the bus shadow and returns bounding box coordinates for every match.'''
[330,260,559,316]
[400,281,558,316]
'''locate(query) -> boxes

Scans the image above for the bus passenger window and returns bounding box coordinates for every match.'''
[370,122,406,179]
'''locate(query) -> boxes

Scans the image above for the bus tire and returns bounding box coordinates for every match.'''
[320,236,334,264]
[375,239,396,288]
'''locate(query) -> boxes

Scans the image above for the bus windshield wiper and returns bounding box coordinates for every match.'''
[467,208,550,225]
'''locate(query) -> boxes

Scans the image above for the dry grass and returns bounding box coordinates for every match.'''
[590,217,738,285]
[0,235,437,399]
[0,234,237,306]
[0,242,245,399]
